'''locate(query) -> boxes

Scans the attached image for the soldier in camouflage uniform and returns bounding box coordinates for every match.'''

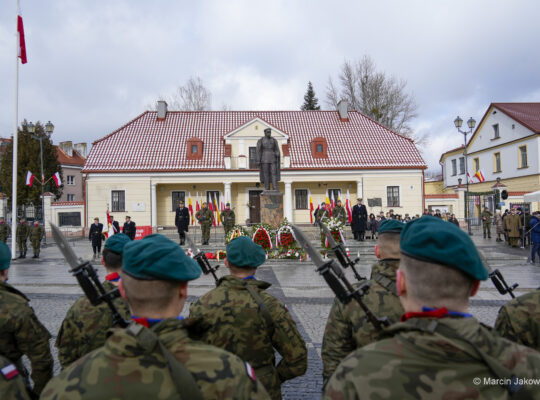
[481,206,493,239]
[0,241,53,398]
[55,233,131,368]
[0,354,31,400]
[495,287,540,351]
[195,202,213,245]
[29,221,44,258]
[16,218,29,259]
[42,234,269,400]
[332,200,347,225]
[324,216,540,399]
[220,202,235,242]
[190,236,307,400]
[321,219,404,382]
[314,202,329,225]
[0,217,10,243]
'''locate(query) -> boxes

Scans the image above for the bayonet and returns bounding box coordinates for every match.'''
[184,232,220,285]
[50,223,128,327]
[292,224,389,331]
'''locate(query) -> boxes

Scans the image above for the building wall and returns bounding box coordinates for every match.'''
[424,180,444,195]
[59,165,83,202]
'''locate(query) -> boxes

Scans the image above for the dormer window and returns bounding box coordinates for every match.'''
[311,137,328,158]
[186,138,203,160]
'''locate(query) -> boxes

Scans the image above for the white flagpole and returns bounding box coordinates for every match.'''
[10,0,20,259]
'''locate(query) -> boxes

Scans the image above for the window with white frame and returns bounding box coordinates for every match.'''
[66,175,75,185]
[67,194,75,201]
[451,159,457,176]
[295,189,308,209]
[518,146,528,168]
[459,157,465,175]
[111,190,125,212]
[492,123,500,139]
[387,186,400,207]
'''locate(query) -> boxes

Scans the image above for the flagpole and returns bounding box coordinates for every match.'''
[10,0,20,259]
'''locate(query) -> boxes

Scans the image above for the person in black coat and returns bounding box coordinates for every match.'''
[88,218,104,259]
[175,200,190,245]
[123,216,136,240]
[110,215,120,235]
[351,198,368,241]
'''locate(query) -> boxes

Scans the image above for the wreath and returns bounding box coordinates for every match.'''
[253,226,272,250]
[225,225,250,244]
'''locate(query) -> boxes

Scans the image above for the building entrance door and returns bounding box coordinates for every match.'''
[248,190,263,224]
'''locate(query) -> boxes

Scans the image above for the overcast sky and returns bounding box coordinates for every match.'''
[1,0,539,173]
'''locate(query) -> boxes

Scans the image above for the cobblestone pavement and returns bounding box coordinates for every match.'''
[6,232,540,400]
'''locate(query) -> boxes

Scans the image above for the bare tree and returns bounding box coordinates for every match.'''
[325,56,419,141]
[151,76,212,111]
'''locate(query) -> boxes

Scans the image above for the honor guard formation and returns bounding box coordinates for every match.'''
[0,214,539,399]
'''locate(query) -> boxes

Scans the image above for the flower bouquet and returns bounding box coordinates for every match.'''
[225,225,250,244]
[320,217,346,249]
[215,250,226,261]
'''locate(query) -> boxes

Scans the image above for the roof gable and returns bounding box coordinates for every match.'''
[223,118,289,140]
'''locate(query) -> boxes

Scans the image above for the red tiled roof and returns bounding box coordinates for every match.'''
[52,201,84,206]
[493,103,540,133]
[425,194,459,199]
[56,146,86,166]
[508,191,531,197]
[84,111,425,172]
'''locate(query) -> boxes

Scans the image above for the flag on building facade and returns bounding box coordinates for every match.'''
[474,170,486,183]
[25,171,34,186]
[345,188,352,223]
[17,5,27,64]
[53,172,62,187]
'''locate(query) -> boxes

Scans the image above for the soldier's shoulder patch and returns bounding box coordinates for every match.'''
[1,363,19,380]
[245,362,257,382]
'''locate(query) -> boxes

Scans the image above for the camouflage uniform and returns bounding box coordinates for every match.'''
[0,281,53,396]
[332,205,346,225]
[220,209,236,239]
[323,317,540,399]
[314,207,329,224]
[482,209,493,238]
[495,288,540,351]
[16,222,29,257]
[42,318,270,399]
[55,280,130,368]
[0,354,31,400]
[195,207,213,245]
[190,275,308,400]
[321,259,403,381]
[29,224,44,257]
[0,221,10,243]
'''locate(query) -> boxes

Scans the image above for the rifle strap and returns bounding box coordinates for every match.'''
[126,323,204,400]
[244,283,275,333]
[372,273,397,296]
[409,319,534,398]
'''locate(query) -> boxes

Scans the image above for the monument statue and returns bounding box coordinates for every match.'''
[256,128,281,191]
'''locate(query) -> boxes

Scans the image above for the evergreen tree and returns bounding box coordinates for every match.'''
[0,121,63,205]
[301,81,321,110]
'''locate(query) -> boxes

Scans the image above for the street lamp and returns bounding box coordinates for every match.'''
[27,121,54,244]
[454,116,476,235]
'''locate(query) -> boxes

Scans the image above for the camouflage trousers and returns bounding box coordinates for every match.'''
[483,223,491,237]
[17,239,27,255]
[201,224,211,243]
[32,240,42,256]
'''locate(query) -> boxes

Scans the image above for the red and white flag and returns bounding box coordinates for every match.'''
[53,172,62,187]
[25,170,34,186]
[17,5,27,64]
[345,188,352,224]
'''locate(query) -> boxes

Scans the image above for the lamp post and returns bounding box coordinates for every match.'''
[453,116,476,235]
[27,121,54,244]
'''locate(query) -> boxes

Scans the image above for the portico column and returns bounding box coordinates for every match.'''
[284,181,293,222]
[151,183,157,228]
[224,182,232,204]
[356,179,363,200]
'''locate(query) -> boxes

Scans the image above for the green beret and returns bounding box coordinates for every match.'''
[105,233,130,254]
[122,234,201,282]
[0,242,10,271]
[378,219,404,235]
[400,216,488,281]
[226,236,266,268]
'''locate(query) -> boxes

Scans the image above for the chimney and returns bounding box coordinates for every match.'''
[60,141,73,157]
[74,142,87,158]
[157,100,168,120]
[337,99,349,121]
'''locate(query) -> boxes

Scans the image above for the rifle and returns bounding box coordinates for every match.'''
[479,251,518,299]
[184,232,220,285]
[291,224,389,332]
[317,219,365,282]
[50,223,129,328]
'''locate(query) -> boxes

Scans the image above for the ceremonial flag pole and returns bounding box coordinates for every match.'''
[11,0,27,259]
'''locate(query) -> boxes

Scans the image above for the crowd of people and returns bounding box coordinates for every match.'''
[0,208,539,398]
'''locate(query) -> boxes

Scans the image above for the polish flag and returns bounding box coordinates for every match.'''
[18,6,27,64]
[345,189,352,224]
[25,171,34,186]
[53,172,62,187]
[105,209,115,238]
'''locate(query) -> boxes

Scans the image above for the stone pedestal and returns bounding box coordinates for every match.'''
[260,191,284,228]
